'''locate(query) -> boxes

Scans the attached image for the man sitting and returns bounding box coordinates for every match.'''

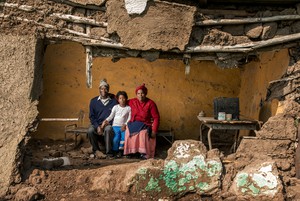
[87,79,117,158]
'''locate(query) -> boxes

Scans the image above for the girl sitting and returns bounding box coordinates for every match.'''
[102,91,131,158]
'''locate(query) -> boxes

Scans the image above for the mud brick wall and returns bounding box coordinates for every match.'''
[0,34,43,197]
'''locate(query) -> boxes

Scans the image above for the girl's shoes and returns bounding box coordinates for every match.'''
[116,151,123,158]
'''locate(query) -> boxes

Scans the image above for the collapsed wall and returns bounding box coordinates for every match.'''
[0,34,43,197]
[220,48,300,200]
[0,0,300,199]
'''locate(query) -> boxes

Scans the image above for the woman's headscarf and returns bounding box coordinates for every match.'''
[135,83,148,95]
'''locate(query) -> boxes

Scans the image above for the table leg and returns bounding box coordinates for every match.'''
[208,127,213,150]
[233,130,240,152]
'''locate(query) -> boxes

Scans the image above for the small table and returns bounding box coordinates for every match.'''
[197,116,261,151]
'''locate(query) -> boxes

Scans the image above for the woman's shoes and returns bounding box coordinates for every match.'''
[140,154,147,160]
[123,153,147,159]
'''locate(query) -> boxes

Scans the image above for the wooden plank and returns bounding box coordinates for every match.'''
[40,118,79,121]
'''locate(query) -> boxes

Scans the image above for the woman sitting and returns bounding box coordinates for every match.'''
[124,84,160,159]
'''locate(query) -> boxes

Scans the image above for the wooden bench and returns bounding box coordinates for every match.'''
[156,129,175,145]
[63,111,175,149]
[39,110,87,150]
[64,126,175,149]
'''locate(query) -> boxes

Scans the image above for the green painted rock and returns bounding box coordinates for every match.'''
[133,140,223,197]
[230,160,284,201]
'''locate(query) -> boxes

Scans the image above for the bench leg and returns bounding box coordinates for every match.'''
[163,135,172,145]
[75,133,78,148]
[64,132,67,151]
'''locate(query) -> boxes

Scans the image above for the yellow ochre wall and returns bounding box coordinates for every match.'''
[239,50,289,121]
[33,42,289,140]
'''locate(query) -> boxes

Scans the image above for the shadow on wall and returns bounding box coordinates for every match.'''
[259,99,279,123]
[30,38,45,102]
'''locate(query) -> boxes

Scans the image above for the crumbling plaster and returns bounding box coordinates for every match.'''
[106,0,196,51]
[0,0,300,199]
[239,50,290,121]
[0,34,43,197]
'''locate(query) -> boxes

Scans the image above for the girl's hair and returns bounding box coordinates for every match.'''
[116,91,128,100]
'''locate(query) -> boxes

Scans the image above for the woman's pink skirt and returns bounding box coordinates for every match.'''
[124,128,156,159]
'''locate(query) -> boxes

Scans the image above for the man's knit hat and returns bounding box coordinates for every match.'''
[99,78,109,90]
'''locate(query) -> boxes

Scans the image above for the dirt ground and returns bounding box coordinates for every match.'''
[8,138,179,201]
[3,133,238,201]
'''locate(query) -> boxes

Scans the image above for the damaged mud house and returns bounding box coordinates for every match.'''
[1,0,300,200]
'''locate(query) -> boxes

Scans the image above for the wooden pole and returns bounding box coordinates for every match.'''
[252,33,300,49]
[1,1,105,13]
[85,46,93,88]
[48,0,106,11]
[186,45,252,53]
[0,3,107,27]
[45,33,125,49]
[50,13,107,27]
[0,2,36,12]
[0,15,112,42]
[186,33,300,53]
[196,15,300,26]
[85,10,92,88]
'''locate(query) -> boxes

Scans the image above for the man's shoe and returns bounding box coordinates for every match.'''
[89,153,95,159]
[81,147,93,154]
[95,150,106,159]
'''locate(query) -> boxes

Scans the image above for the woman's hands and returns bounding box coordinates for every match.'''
[150,131,156,138]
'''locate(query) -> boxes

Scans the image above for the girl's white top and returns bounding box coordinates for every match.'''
[106,105,131,126]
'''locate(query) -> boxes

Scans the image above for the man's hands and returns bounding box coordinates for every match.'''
[102,120,109,127]
[97,126,103,135]
[97,120,108,135]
